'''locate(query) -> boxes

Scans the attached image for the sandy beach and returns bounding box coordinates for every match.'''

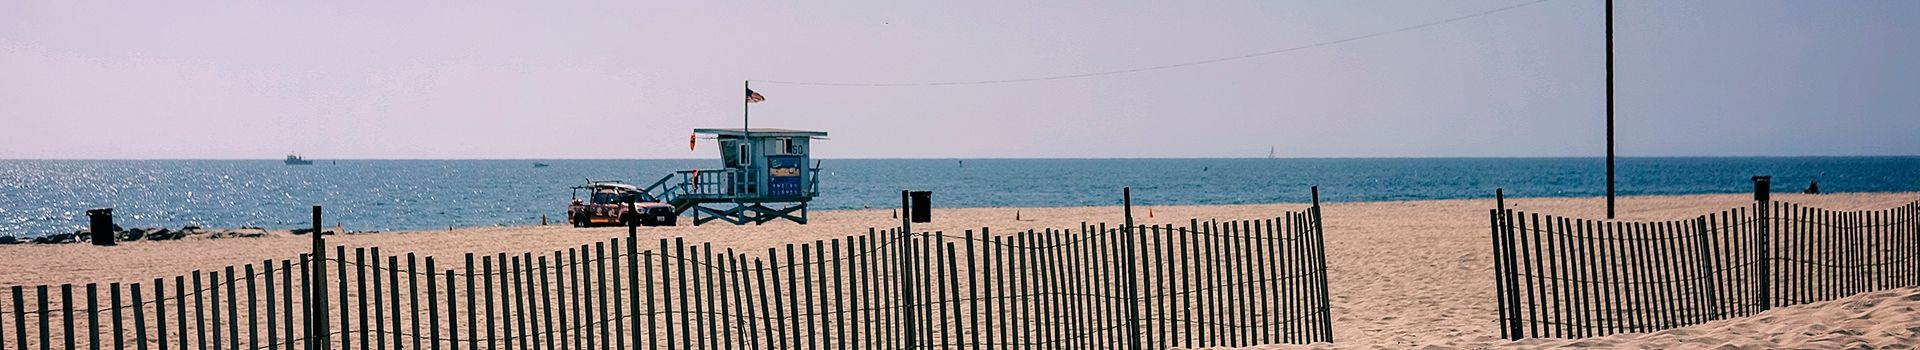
[2,192,1916,348]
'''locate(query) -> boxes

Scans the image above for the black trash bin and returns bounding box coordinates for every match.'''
[909,191,932,223]
[86,208,115,246]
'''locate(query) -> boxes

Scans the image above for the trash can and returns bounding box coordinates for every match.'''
[909,191,932,223]
[86,208,115,246]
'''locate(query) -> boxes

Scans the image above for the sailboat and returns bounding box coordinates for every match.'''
[1268,146,1276,159]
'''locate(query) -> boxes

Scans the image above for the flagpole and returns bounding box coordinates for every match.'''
[744,80,751,141]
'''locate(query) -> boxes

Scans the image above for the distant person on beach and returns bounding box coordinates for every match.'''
[1805,180,1820,194]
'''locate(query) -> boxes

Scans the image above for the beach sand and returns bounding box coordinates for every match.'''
[2,192,1915,348]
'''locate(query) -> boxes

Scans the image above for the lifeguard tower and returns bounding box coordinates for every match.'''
[642,128,826,225]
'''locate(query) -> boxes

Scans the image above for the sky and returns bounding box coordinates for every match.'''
[1,0,1916,159]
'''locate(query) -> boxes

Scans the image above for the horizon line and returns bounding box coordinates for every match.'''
[4,155,1919,161]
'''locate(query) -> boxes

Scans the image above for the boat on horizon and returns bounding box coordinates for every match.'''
[533,162,550,168]
[284,154,314,165]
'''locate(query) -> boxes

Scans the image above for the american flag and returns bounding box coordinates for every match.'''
[746,88,766,103]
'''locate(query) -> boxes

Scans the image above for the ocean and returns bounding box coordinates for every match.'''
[2,157,1916,237]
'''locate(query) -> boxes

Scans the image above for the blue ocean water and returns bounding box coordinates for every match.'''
[2,157,1916,237]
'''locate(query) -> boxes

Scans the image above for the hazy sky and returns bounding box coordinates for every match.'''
[3,0,1916,159]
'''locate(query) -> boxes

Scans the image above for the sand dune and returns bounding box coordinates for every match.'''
[2,192,1915,348]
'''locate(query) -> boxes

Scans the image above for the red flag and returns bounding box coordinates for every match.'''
[689,133,696,151]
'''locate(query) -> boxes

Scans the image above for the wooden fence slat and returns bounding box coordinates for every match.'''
[192,273,204,350]
[628,238,644,350]
[369,250,382,350]
[538,254,554,350]
[593,245,606,350]
[466,253,477,350]
[133,284,147,350]
[111,283,124,350]
[833,240,848,350]
[86,284,98,350]
[678,240,697,350]
[704,244,720,350]
[408,254,421,350]
[429,256,441,350]
[483,255,496,350]
[208,273,218,350]
[281,261,294,350]
[242,266,256,350]
[754,256,773,350]
[498,254,515,350]
[37,285,48,350]
[945,240,964,350]
[1104,224,1124,348]
[549,251,565,350]
[448,269,459,350]
[672,240,689,350]
[148,282,161,350]
[643,246,660,350]
[570,248,582,350]
[805,241,820,350]
[962,231,980,350]
[1191,223,1209,347]
[1236,220,1251,346]
[509,256,524,350]
[226,267,238,350]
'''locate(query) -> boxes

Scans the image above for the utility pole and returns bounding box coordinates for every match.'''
[1606,0,1617,219]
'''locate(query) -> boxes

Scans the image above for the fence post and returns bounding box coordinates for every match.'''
[1752,176,1771,311]
[1310,186,1333,342]
[311,205,328,350]
[899,190,918,350]
[1122,187,1143,350]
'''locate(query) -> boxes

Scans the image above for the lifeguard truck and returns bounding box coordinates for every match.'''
[641,128,825,225]
[567,180,677,227]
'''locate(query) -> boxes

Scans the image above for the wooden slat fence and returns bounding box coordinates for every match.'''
[2,200,1333,350]
[1489,198,1920,340]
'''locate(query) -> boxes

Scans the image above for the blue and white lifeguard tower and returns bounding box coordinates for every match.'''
[642,128,826,225]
